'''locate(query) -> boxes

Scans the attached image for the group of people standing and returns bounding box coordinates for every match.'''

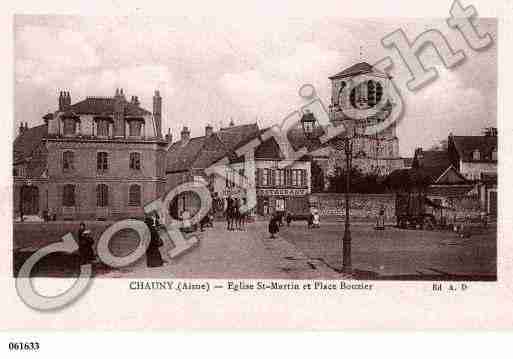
[76,213,165,270]
[225,195,247,231]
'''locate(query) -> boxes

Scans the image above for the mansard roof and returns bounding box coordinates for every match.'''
[451,135,497,163]
[68,97,151,116]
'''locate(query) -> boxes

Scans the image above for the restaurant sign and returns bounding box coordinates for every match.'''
[257,188,308,197]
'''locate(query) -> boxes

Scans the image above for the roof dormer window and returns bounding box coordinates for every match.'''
[63,118,77,136]
[472,149,481,161]
[127,118,144,138]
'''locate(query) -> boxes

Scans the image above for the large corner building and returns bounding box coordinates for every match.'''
[14,89,168,220]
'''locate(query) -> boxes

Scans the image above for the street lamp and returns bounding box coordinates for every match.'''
[300,110,365,273]
[300,109,318,140]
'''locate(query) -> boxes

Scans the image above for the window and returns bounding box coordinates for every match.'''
[473,149,481,161]
[129,152,141,170]
[97,152,108,172]
[63,151,74,172]
[63,118,77,136]
[96,184,109,207]
[129,184,141,206]
[492,149,497,161]
[225,168,236,188]
[128,121,142,137]
[238,168,245,186]
[275,169,285,187]
[291,170,301,187]
[62,184,76,206]
[262,168,270,186]
[97,120,110,137]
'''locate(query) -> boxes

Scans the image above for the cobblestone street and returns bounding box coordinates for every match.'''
[104,222,346,279]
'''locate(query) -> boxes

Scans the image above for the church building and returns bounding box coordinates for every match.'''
[310,62,407,190]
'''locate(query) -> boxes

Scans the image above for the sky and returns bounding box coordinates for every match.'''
[14,16,497,156]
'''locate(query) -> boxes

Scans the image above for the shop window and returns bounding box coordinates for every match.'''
[62,184,76,207]
[97,152,108,172]
[63,151,74,172]
[129,184,141,206]
[96,184,109,207]
[129,152,141,170]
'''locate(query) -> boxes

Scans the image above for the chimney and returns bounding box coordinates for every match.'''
[58,91,64,111]
[65,91,71,110]
[413,147,424,168]
[113,88,126,137]
[153,90,162,138]
[181,126,190,143]
[205,124,213,137]
[18,122,26,135]
[229,118,235,127]
[165,128,172,143]
[131,96,140,106]
[59,91,71,111]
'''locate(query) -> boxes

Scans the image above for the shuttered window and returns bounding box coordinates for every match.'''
[128,184,141,206]
[96,184,109,207]
[62,184,76,206]
[129,152,141,170]
[63,151,74,172]
[97,152,108,171]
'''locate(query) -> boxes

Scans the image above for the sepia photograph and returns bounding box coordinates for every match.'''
[12,14,498,287]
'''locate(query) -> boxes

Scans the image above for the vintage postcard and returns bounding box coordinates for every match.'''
[2,0,512,334]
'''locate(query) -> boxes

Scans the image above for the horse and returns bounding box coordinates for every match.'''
[226,196,235,231]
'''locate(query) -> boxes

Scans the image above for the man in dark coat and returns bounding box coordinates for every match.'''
[268,213,280,239]
[77,222,95,265]
[144,214,164,268]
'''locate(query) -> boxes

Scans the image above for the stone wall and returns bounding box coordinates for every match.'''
[310,193,396,221]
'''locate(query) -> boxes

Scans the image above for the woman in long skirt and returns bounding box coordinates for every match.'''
[145,215,164,267]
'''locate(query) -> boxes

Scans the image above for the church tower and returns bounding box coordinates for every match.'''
[326,62,402,176]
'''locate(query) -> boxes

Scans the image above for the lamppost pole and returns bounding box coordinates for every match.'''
[342,136,352,272]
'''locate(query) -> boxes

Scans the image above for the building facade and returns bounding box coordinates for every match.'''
[448,128,497,215]
[14,89,168,220]
[164,123,311,219]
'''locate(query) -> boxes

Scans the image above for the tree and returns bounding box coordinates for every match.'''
[327,166,388,193]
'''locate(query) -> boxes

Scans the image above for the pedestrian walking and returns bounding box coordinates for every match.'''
[375,206,385,230]
[144,214,164,268]
[268,213,280,239]
[312,209,320,228]
[77,222,95,265]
